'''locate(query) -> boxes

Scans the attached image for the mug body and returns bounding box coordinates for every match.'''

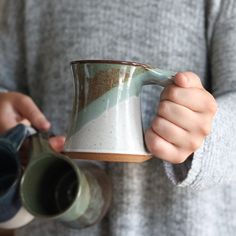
[64,60,152,162]
[0,140,34,229]
[0,125,35,229]
[0,207,34,229]
[0,141,22,222]
[21,154,111,228]
[20,154,84,221]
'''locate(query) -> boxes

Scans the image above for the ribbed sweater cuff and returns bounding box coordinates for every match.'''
[163,93,236,190]
[163,139,219,190]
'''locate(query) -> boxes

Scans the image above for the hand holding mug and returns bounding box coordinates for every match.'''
[0,92,65,229]
[0,92,65,154]
[145,72,217,164]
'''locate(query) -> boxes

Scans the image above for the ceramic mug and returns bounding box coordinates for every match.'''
[0,124,34,229]
[64,60,175,162]
[20,133,112,229]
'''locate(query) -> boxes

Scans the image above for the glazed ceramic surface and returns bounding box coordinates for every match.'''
[0,124,34,229]
[20,134,111,228]
[0,207,34,229]
[64,60,174,162]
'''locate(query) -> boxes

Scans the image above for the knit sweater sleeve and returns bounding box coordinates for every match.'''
[163,0,236,190]
[0,0,28,93]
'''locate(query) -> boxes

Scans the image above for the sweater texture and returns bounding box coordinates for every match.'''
[1,0,236,235]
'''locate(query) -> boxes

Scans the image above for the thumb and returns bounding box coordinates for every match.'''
[49,136,66,153]
[174,72,203,89]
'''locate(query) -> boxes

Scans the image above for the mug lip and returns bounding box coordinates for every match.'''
[70,59,152,69]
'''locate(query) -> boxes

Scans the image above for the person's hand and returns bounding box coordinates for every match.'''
[145,72,217,164]
[0,92,65,152]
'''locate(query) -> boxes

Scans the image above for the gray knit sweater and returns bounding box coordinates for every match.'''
[1,0,236,235]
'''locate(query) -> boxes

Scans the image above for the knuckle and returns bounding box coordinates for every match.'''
[200,123,211,136]
[196,115,213,136]
[209,100,217,115]
[188,138,201,151]
[167,86,179,101]
[147,137,159,154]
[146,135,164,157]
[205,93,217,115]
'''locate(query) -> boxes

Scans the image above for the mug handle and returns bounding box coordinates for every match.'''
[138,67,176,160]
[28,133,64,165]
[142,67,176,87]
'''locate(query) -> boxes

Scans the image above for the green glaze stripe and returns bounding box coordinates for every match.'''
[72,68,175,134]
[75,79,142,132]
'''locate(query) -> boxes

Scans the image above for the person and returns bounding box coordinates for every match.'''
[0,0,235,235]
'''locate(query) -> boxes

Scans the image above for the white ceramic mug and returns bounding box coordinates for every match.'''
[64,60,175,163]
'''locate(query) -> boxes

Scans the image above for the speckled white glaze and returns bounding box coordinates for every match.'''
[65,96,149,155]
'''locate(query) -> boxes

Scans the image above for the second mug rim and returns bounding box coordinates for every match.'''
[70,59,152,68]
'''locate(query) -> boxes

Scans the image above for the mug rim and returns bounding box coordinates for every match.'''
[70,59,152,68]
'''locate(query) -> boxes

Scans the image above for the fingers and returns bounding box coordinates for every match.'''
[151,116,204,150]
[145,128,191,164]
[160,85,217,113]
[0,105,20,132]
[49,136,66,152]
[158,100,213,134]
[145,72,217,164]
[0,92,51,132]
[13,94,51,130]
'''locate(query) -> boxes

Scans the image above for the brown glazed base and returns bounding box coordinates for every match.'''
[63,152,152,163]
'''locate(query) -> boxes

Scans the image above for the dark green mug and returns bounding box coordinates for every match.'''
[20,133,112,228]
